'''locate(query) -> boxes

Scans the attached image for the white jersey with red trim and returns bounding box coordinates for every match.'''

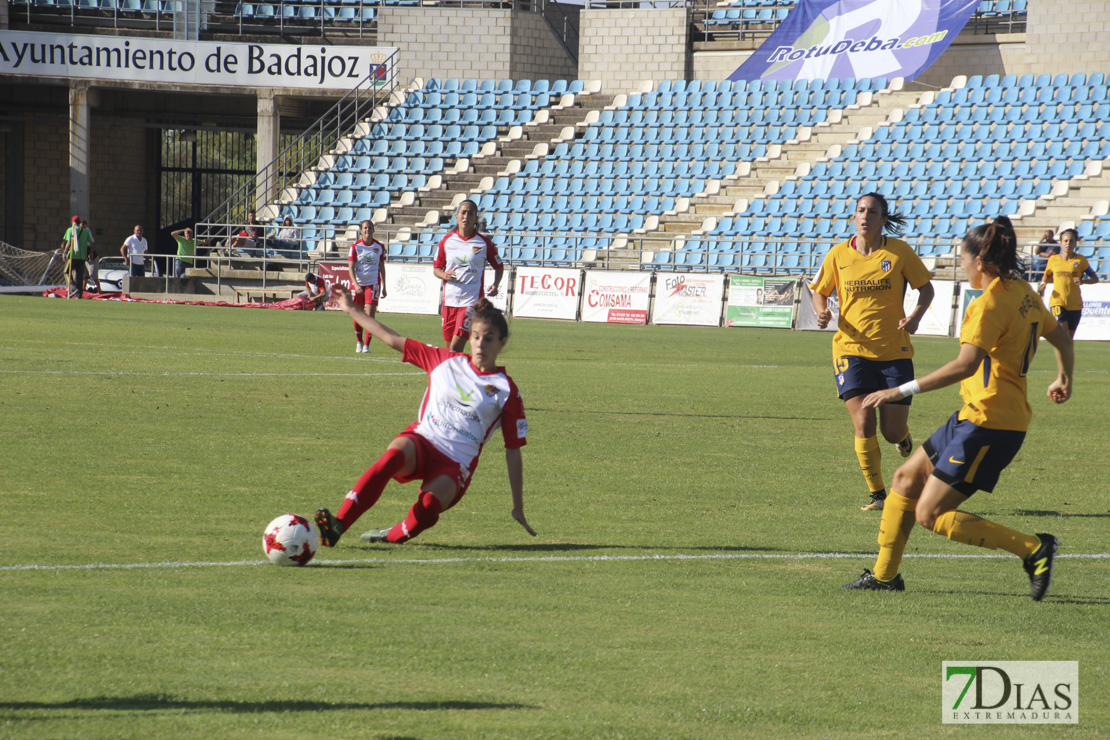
[348,239,385,286]
[404,339,527,467]
[433,230,502,307]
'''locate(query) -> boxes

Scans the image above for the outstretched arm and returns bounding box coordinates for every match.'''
[1043,323,1074,404]
[862,342,986,408]
[505,447,535,536]
[330,285,406,353]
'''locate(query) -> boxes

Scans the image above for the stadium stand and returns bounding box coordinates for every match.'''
[4,0,1109,297]
[248,69,1109,277]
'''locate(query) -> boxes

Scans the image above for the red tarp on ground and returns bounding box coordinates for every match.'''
[42,288,322,310]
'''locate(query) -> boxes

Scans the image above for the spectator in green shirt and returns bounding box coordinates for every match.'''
[60,215,92,299]
[171,226,196,279]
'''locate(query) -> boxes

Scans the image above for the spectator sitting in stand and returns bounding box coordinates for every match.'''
[271,216,302,258]
[1032,229,1060,280]
[230,210,264,257]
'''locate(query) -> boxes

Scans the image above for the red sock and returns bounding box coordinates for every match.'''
[354,321,363,344]
[336,447,406,530]
[387,491,442,543]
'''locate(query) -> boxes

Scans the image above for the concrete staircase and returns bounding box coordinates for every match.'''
[1010,159,1110,251]
[382,85,618,238]
[601,81,930,268]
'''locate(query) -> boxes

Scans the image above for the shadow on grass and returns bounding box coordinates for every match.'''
[900,588,1110,606]
[1014,509,1110,519]
[0,695,536,714]
[529,405,825,422]
[383,543,788,554]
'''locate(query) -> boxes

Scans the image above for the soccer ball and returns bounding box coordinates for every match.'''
[263,514,318,566]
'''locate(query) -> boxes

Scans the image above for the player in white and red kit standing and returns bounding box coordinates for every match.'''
[348,220,387,354]
[315,286,535,546]
[433,200,504,352]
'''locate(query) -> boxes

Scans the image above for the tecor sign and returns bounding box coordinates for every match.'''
[942,661,1078,724]
[0,30,396,91]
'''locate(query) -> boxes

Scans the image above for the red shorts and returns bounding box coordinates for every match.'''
[394,424,477,510]
[442,303,474,343]
[354,283,381,308]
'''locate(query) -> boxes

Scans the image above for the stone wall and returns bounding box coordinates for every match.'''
[579,8,690,93]
[379,6,576,84]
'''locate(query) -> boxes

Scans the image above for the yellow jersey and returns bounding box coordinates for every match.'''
[1043,253,1093,311]
[957,276,1058,432]
[811,236,933,361]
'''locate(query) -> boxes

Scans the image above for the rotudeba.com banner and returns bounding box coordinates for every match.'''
[0,30,396,90]
[728,0,979,83]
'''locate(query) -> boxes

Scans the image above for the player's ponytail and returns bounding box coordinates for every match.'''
[472,297,509,340]
[857,192,907,237]
[963,216,1023,280]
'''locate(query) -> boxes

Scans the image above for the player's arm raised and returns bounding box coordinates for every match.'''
[331,285,405,352]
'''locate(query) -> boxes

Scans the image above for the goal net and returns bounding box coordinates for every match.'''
[0,241,66,287]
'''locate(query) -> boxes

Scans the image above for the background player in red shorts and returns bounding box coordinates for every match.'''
[433,200,503,352]
[315,287,535,547]
[348,220,387,353]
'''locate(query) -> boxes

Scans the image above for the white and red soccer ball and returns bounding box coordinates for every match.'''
[263,514,318,566]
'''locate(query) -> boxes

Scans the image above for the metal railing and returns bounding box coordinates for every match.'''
[196,49,399,250]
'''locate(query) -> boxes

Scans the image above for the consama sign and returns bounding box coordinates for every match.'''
[0,30,396,91]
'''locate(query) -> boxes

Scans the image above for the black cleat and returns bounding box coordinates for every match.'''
[1023,533,1058,601]
[842,568,905,591]
[896,431,913,458]
[861,490,886,511]
[359,528,392,544]
[314,508,343,548]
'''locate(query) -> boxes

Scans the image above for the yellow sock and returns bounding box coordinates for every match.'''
[932,511,1040,558]
[873,492,918,581]
[853,435,885,494]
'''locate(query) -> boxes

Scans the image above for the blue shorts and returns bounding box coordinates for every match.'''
[1051,305,1082,332]
[922,411,1026,496]
[834,356,914,405]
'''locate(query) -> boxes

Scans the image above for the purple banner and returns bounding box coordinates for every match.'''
[728,0,979,83]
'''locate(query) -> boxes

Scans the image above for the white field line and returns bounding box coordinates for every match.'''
[4,339,1107,375]
[1,551,1107,572]
[0,369,424,378]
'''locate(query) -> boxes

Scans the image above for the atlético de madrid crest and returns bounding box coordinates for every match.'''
[881,260,892,272]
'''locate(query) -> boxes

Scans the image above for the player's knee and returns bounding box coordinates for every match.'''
[914,503,940,530]
[891,464,925,499]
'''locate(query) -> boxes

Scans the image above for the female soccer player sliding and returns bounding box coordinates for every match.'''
[843,216,1074,601]
[811,193,935,511]
[315,286,536,547]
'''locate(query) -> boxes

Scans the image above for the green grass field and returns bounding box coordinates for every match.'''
[2,295,1107,739]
